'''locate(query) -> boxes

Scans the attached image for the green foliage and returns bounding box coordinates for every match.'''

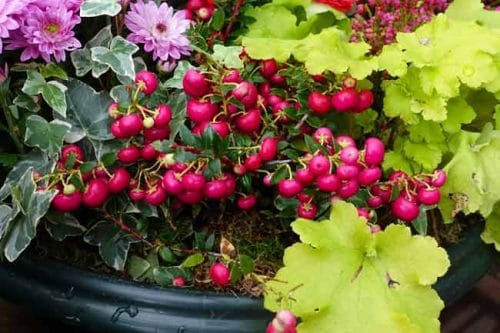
[45,213,86,242]
[24,115,71,157]
[71,26,113,78]
[265,201,450,333]
[22,71,67,117]
[80,0,121,17]
[482,202,500,251]
[91,36,139,80]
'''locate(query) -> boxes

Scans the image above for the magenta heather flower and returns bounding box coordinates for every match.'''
[125,0,191,62]
[0,0,31,52]
[6,1,81,63]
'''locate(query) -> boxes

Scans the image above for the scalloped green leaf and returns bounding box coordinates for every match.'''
[481,202,500,251]
[264,201,450,333]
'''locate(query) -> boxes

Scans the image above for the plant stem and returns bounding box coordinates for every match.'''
[0,92,24,154]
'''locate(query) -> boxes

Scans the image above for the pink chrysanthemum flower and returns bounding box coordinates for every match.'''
[6,2,81,63]
[0,0,31,52]
[125,0,191,62]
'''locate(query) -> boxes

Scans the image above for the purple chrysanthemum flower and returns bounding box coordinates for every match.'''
[125,0,191,62]
[6,1,81,63]
[0,0,31,52]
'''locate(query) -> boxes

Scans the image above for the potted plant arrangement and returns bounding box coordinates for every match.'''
[0,0,498,332]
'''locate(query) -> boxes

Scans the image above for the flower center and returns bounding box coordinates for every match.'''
[45,23,60,34]
[155,23,168,34]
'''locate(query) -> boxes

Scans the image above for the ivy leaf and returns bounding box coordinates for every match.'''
[127,255,151,281]
[80,0,121,17]
[45,212,86,241]
[24,115,71,157]
[164,60,195,89]
[91,36,139,80]
[84,219,140,270]
[0,205,15,239]
[71,26,113,78]
[212,45,244,69]
[264,201,450,333]
[439,130,500,223]
[40,63,68,80]
[1,168,57,261]
[22,71,67,117]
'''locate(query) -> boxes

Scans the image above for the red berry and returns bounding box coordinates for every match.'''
[178,190,203,205]
[221,172,236,197]
[162,170,184,195]
[367,196,383,208]
[338,179,360,198]
[182,172,206,192]
[357,208,370,220]
[331,88,359,112]
[110,121,127,139]
[336,135,356,148]
[297,201,317,219]
[209,263,230,286]
[313,127,334,146]
[295,168,315,185]
[391,196,420,222]
[119,114,143,137]
[260,137,278,161]
[339,146,359,165]
[182,69,210,98]
[259,82,272,97]
[364,137,385,166]
[267,94,283,106]
[52,191,82,212]
[145,186,168,206]
[204,179,227,200]
[172,276,186,287]
[143,127,169,141]
[309,154,331,176]
[135,70,158,95]
[316,174,340,192]
[154,104,172,128]
[223,69,242,84]
[82,178,109,208]
[354,89,374,112]
[186,99,218,123]
[270,73,286,85]
[417,187,441,205]
[342,77,357,89]
[129,188,146,201]
[336,164,359,180]
[278,179,303,198]
[261,59,279,78]
[187,0,204,10]
[244,154,262,171]
[358,166,382,185]
[232,81,258,107]
[370,184,392,203]
[61,144,84,169]
[308,92,331,115]
[233,164,247,176]
[199,121,231,138]
[118,145,141,164]
[108,102,121,119]
[312,74,327,83]
[237,195,257,210]
[108,167,131,193]
[235,109,262,134]
[141,143,160,161]
[430,169,447,187]
[297,192,312,202]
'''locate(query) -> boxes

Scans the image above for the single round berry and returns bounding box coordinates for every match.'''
[237,195,258,211]
[119,114,143,137]
[364,137,385,166]
[118,145,141,164]
[295,168,315,185]
[145,186,168,206]
[342,77,357,89]
[162,170,184,195]
[204,179,227,200]
[135,70,158,95]
[172,276,186,287]
[209,262,231,286]
[63,184,76,195]
[154,104,172,128]
[313,127,334,146]
[108,167,131,193]
[354,89,374,112]
[108,102,121,119]
[316,174,340,192]
[338,180,360,198]
[261,59,279,78]
[417,187,441,206]
[244,154,262,172]
[358,166,382,185]
[331,88,358,112]
[221,172,236,198]
[82,178,109,208]
[430,169,447,187]
[199,121,231,138]
[297,192,312,203]
[370,184,392,203]
[367,196,383,208]
[339,146,359,165]
[186,99,218,124]
[110,121,127,139]
[297,201,317,219]
[52,191,82,213]
[357,208,370,220]
[278,179,303,198]
[235,109,262,134]
[336,135,356,148]
[260,137,278,161]
[232,81,258,107]
[391,196,420,222]
[61,144,84,169]
[336,164,359,180]
[182,69,210,98]
[129,188,146,201]
[178,190,204,205]
[141,143,160,161]
[142,116,155,129]
[233,164,247,176]
[182,172,206,192]
[309,154,331,176]
[308,92,331,115]
[223,69,243,84]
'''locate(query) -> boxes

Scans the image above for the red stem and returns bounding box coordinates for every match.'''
[221,0,246,42]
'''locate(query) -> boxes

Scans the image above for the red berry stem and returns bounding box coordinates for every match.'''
[100,210,153,246]
[221,0,246,42]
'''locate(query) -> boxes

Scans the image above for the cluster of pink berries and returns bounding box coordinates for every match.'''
[350,0,449,52]
[185,0,215,21]
[308,77,374,114]
[266,310,297,333]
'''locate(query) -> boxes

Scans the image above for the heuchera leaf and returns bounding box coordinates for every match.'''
[481,202,500,251]
[264,201,450,333]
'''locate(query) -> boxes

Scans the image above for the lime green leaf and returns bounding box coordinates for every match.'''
[24,115,71,157]
[481,202,500,251]
[264,201,450,333]
[91,36,139,80]
[378,44,407,77]
[212,45,244,70]
[180,253,204,268]
[1,168,57,261]
[382,81,419,124]
[403,141,442,171]
[442,96,476,133]
[446,0,500,29]
[382,151,414,174]
[80,0,121,17]
[71,26,113,78]
[439,130,500,223]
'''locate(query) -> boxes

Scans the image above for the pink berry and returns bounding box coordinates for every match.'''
[199,121,231,138]
[244,154,262,172]
[182,172,206,192]
[178,190,203,205]
[232,81,258,107]
[336,135,356,148]
[331,88,358,112]
[391,196,420,222]
[336,164,359,180]
[358,166,382,185]
[182,69,211,98]
[110,121,127,139]
[204,179,227,200]
[278,179,303,198]
[342,77,357,89]
[338,179,360,198]
[141,143,160,161]
[313,127,334,146]
[129,188,146,201]
[162,170,184,195]
[261,59,279,78]
[119,114,143,137]
[295,168,315,185]
[52,191,82,213]
[118,145,141,164]
[233,164,247,176]
[263,174,273,186]
[108,167,131,193]
[339,146,359,165]
[367,196,383,208]
[209,263,231,286]
[235,109,262,134]
[108,101,121,119]
[154,104,172,128]
[297,202,317,219]
[417,187,441,206]
[172,276,186,287]
[354,89,374,112]
[186,99,218,123]
[82,178,109,208]
[143,127,169,142]
[135,70,158,95]
[237,195,258,210]
[297,192,312,202]
[308,92,331,115]
[430,169,447,187]
[260,137,278,161]
[145,186,168,206]
[309,154,331,176]
[316,174,340,192]
[223,69,242,84]
[357,208,370,220]
[370,184,392,203]
[364,137,385,166]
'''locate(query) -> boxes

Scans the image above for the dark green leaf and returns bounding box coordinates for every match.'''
[153,266,193,287]
[45,213,86,241]
[127,255,151,281]
[179,124,199,147]
[80,161,97,174]
[174,149,198,163]
[158,247,176,264]
[274,196,299,212]
[240,174,253,192]
[180,253,204,268]
[210,10,225,31]
[203,159,222,179]
[239,254,255,275]
[168,92,188,141]
[13,93,40,113]
[412,206,429,236]
[230,262,243,284]
[100,152,117,167]
[270,165,291,185]
[0,153,18,167]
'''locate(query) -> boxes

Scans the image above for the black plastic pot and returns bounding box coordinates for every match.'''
[0,224,495,333]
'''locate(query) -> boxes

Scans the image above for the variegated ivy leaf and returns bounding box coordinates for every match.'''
[22,71,67,117]
[91,36,139,80]
[24,115,71,158]
[80,0,121,17]
[70,25,113,78]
